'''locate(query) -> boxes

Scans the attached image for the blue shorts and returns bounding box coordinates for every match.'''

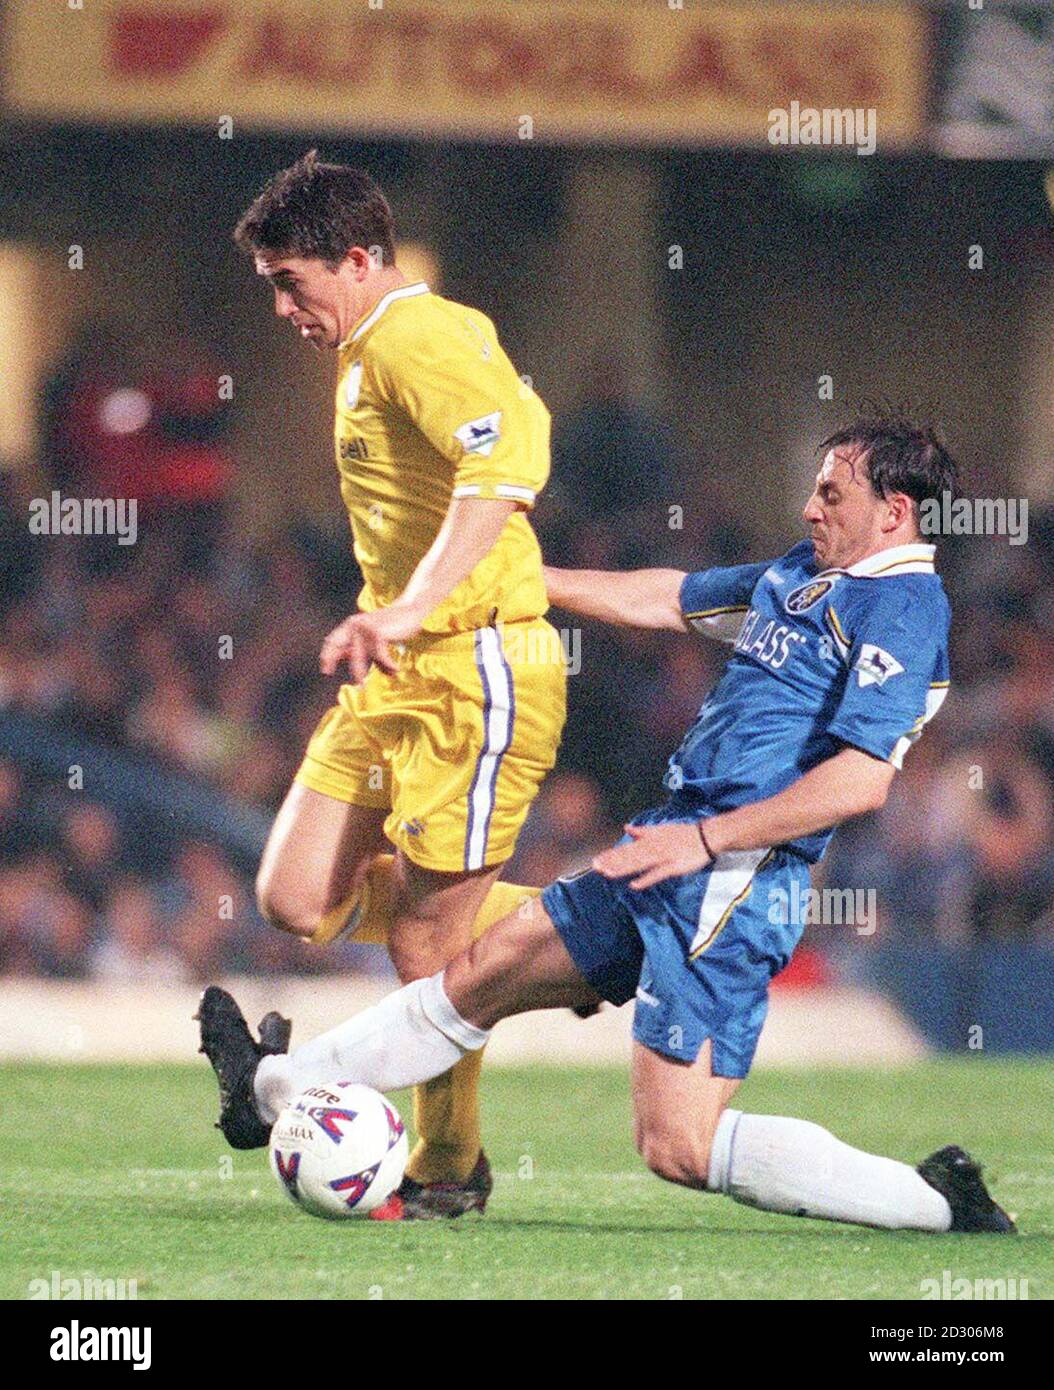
[541,812,811,1077]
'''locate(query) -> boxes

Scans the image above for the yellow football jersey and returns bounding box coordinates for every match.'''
[333,281,551,636]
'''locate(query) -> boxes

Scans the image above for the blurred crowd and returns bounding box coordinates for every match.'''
[2,342,1053,984]
[824,518,1054,952]
[0,491,368,980]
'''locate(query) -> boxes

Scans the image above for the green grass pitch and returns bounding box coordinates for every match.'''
[2,1059,1051,1300]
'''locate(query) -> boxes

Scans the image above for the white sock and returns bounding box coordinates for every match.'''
[707,1110,952,1232]
[254,973,490,1125]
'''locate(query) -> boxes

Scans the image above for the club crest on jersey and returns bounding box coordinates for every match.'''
[344,361,363,408]
[784,577,835,614]
[855,643,904,687]
[454,411,502,457]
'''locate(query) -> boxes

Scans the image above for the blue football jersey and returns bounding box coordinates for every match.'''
[665,539,951,862]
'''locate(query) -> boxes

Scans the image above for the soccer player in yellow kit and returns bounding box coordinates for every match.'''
[232,152,566,1217]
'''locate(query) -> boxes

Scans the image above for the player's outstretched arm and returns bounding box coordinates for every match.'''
[398,495,518,621]
[594,747,895,889]
[702,746,895,854]
[320,497,517,681]
[543,565,688,630]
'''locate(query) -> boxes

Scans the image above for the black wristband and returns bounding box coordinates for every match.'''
[698,820,716,859]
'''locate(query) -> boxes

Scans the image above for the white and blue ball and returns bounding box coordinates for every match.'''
[268,1081,408,1219]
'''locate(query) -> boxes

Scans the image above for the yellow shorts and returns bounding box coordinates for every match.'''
[296,617,567,873]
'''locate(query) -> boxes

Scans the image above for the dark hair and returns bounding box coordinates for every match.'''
[817,414,958,527]
[233,151,396,269]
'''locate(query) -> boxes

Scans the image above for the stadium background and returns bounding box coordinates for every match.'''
[1,0,1053,1064]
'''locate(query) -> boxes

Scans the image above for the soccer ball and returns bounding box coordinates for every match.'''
[268,1082,408,1219]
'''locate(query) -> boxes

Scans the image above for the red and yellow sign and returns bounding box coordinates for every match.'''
[4,1,927,146]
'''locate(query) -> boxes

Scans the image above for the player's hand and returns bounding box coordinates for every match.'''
[592,822,712,890]
[319,605,424,683]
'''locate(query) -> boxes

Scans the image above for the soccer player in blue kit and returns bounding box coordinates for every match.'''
[200,418,1015,1233]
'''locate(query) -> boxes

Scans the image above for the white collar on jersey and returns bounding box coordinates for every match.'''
[340,281,431,349]
[822,542,936,579]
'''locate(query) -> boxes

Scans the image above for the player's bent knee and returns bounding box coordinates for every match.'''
[637,1123,712,1189]
[254,869,322,940]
